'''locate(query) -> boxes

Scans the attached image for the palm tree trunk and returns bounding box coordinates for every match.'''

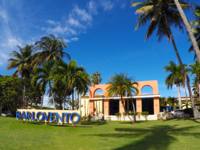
[23,79,26,109]
[49,81,56,110]
[198,80,200,100]
[131,98,136,123]
[184,83,188,103]
[173,0,200,63]
[72,89,74,110]
[63,95,66,110]
[163,12,200,119]
[177,84,182,109]
[121,96,133,123]
[41,93,44,109]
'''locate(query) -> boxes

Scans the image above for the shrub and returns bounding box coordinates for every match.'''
[183,108,193,116]
[81,116,87,121]
[122,112,126,121]
[142,111,149,121]
[129,112,138,121]
[115,113,121,121]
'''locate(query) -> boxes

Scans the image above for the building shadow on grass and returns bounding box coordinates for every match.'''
[84,125,199,150]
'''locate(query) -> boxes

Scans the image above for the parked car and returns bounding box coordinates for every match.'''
[1,112,12,117]
[171,109,184,117]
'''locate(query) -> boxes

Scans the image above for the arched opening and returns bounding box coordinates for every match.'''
[141,86,153,95]
[94,88,104,97]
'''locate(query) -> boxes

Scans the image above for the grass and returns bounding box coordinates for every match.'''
[0,117,200,150]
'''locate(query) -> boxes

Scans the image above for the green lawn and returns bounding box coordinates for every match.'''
[0,117,200,150]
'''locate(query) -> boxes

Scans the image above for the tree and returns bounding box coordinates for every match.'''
[189,60,200,99]
[34,34,70,66]
[131,0,200,119]
[106,72,137,124]
[166,96,178,109]
[164,61,187,109]
[91,71,102,85]
[32,60,57,109]
[126,78,138,123]
[54,60,91,110]
[188,6,200,59]
[6,45,35,108]
[159,97,166,107]
[173,1,200,63]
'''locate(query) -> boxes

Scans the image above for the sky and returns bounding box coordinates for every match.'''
[0,0,199,106]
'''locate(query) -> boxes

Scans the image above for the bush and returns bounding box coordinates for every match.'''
[183,108,193,116]
[142,111,149,121]
[81,116,87,121]
[115,113,121,121]
[122,112,126,121]
[87,114,91,121]
[129,112,138,121]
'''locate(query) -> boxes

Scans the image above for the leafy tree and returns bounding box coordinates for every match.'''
[54,60,90,110]
[106,72,137,124]
[164,61,188,109]
[189,60,200,99]
[34,34,70,66]
[91,71,102,85]
[159,97,166,107]
[32,60,57,109]
[6,45,35,108]
[191,77,199,97]
[166,96,178,109]
[131,0,200,118]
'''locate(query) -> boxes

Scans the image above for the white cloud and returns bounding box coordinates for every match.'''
[0,52,8,60]
[99,0,114,11]
[71,37,78,41]
[64,38,71,43]
[46,20,59,25]
[87,1,98,14]
[67,16,85,28]
[7,38,22,48]
[0,7,8,23]
[72,6,92,22]
[42,26,77,35]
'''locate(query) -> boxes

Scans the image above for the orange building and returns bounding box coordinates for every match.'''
[81,80,160,120]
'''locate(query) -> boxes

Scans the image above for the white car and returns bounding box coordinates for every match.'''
[171,109,184,117]
[1,113,12,117]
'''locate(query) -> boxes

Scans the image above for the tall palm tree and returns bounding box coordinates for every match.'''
[32,60,57,109]
[131,0,200,118]
[33,34,70,66]
[91,71,102,85]
[164,61,187,109]
[126,79,138,123]
[188,6,200,59]
[106,72,137,123]
[54,60,91,110]
[189,60,200,99]
[173,1,200,63]
[6,45,34,108]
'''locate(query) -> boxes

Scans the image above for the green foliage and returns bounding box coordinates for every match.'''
[142,111,149,121]
[137,112,141,120]
[91,71,102,85]
[159,97,166,106]
[87,114,91,121]
[166,97,178,107]
[115,113,121,121]
[183,108,193,116]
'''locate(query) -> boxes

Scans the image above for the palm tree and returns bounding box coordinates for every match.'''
[189,60,200,99]
[6,45,34,108]
[106,72,137,124]
[131,0,200,118]
[164,61,188,109]
[32,60,57,109]
[34,34,70,66]
[188,6,200,59]
[166,96,178,110]
[173,1,200,63]
[126,79,138,123]
[54,60,91,110]
[191,77,199,98]
[91,71,102,85]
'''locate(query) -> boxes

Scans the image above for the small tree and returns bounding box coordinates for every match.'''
[115,113,121,121]
[122,112,126,121]
[142,111,149,121]
[129,112,138,121]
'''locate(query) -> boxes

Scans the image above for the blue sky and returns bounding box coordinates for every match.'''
[0,0,199,106]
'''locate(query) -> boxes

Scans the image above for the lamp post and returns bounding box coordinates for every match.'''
[102,95,105,121]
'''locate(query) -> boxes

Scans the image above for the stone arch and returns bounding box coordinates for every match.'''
[141,85,153,95]
[137,81,158,95]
